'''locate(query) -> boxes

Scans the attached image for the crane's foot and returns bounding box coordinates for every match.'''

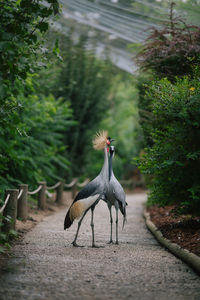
[115,241,119,245]
[107,240,114,244]
[72,241,84,247]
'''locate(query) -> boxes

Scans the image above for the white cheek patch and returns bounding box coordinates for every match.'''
[81,194,100,211]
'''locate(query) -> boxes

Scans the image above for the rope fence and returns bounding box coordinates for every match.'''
[28,185,42,195]
[64,178,77,188]
[77,179,89,188]
[47,181,61,190]
[0,178,89,233]
[17,189,23,200]
[0,193,10,214]
[46,190,53,198]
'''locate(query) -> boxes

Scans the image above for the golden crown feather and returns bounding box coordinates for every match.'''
[93,130,108,150]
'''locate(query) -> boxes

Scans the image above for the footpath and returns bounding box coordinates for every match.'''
[0,192,200,300]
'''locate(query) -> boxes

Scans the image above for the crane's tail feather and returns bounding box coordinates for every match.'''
[64,201,86,230]
[119,201,127,230]
[121,205,127,230]
[122,214,127,230]
[64,209,73,229]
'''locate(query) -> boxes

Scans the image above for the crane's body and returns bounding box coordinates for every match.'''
[106,146,127,244]
[64,131,111,247]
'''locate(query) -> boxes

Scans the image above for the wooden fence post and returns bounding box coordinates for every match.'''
[56,182,64,205]
[17,184,28,220]
[38,181,46,210]
[2,189,18,233]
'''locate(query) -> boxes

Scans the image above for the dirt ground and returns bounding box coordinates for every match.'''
[0,191,72,271]
[15,190,200,258]
[148,205,200,257]
[0,191,200,300]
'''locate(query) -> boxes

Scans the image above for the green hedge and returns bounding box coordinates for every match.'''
[138,68,200,214]
[0,75,73,196]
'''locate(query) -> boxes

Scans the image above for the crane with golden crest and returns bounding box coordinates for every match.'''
[64,130,114,247]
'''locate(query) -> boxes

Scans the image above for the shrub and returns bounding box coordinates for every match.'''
[0,0,60,128]
[138,68,200,214]
[136,72,154,148]
[0,0,61,193]
[0,0,59,86]
[136,2,200,81]
[0,75,74,194]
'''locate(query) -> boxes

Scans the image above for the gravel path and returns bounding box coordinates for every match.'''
[0,193,200,300]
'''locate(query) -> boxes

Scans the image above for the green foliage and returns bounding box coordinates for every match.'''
[135,2,200,215]
[0,0,59,115]
[40,31,143,181]
[0,0,69,196]
[136,2,200,151]
[0,74,74,193]
[138,69,200,214]
[0,0,60,171]
[52,33,114,177]
[136,72,154,148]
[98,72,142,180]
[0,0,59,85]
[0,214,16,253]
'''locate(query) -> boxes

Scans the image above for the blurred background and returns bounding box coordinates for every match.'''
[1,0,200,195]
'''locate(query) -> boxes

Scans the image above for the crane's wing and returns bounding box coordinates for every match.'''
[73,180,98,202]
[112,177,126,205]
[64,178,102,230]
[112,176,127,228]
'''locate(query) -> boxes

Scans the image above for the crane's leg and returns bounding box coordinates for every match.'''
[91,206,97,247]
[72,210,88,247]
[90,206,103,248]
[115,207,119,245]
[108,206,113,244]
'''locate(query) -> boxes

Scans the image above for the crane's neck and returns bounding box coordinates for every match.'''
[99,146,109,180]
[109,151,113,181]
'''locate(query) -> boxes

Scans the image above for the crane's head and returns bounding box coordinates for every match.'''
[106,137,115,152]
[93,130,114,151]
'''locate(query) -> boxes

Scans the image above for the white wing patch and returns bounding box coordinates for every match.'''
[81,194,100,211]
[69,194,100,221]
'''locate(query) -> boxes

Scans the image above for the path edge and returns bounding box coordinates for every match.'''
[144,208,200,275]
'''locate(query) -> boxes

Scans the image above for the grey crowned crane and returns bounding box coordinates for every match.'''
[64,131,113,247]
[106,145,127,244]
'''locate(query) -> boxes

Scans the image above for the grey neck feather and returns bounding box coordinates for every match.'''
[99,147,109,180]
[109,150,113,181]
